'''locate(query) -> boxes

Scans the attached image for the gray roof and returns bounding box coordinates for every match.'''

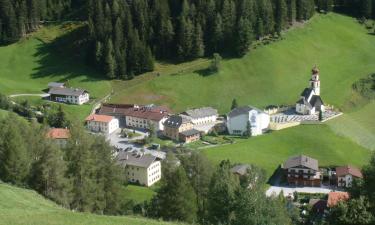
[310,95,324,107]
[48,82,65,88]
[231,164,250,176]
[301,88,313,99]
[164,115,191,128]
[48,87,88,97]
[182,107,218,119]
[116,152,157,168]
[228,106,263,118]
[180,129,200,137]
[284,155,319,171]
[296,97,312,108]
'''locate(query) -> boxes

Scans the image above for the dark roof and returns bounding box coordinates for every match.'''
[231,164,250,176]
[228,106,263,118]
[300,88,314,99]
[336,165,363,178]
[98,104,135,115]
[182,107,218,119]
[48,82,65,88]
[48,87,88,97]
[296,97,312,108]
[284,155,319,171]
[164,115,191,128]
[180,129,200,137]
[123,105,171,121]
[310,95,324,107]
[116,152,157,168]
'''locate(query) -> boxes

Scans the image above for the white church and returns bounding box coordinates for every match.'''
[295,66,325,115]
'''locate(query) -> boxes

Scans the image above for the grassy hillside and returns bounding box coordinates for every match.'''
[0,183,180,225]
[111,13,375,114]
[203,125,371,177]
[0,109,8,119]
[0,23,111,100]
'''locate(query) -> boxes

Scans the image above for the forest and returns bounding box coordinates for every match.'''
[0,0,373,79]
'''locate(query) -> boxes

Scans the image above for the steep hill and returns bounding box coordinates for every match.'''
[0,183,180,225]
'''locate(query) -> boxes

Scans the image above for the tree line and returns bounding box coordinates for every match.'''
[87,0,319,79]
[0,113,124,214]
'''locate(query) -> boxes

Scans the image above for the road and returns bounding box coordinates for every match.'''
[9,93,50,98]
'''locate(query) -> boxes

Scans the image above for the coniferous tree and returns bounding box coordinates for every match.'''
[287,0,297,25]
[104,38,116,79]
[192,23,205,58]
[275,0,288,34]
[231,98,238,110]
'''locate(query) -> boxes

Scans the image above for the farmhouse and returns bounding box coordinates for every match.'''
[46,128,70,148]
[336,165,363,188]
[226,106,270,136]
[123,105,171,131]
[163,115,200,143]
[283,155,322,187]
[181,107,218,125]
[116,152,161,187]
[47,82,65,89]
[85,114,119,135]
[48,87,89,105]
[296,66,325,115]
[98,103,135,127]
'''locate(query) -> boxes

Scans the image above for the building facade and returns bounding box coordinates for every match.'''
[124,105,171,131]
[227,106,270,136]
[98,103,135,127]
[181,107,218,125]
[116,152,161,187]
[163,115,200,142]
[296,66,325,115]
[48,87,89,105]
[85,114,119,135]
[336,165,363,188]
[284,155,322,187]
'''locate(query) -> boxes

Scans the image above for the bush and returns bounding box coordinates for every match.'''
[352,74,375,99]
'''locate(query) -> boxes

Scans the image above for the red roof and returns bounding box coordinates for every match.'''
[327,192,350,208]
[46,128,70,139]
[85,114,114,123]
[123,106,171,121]
[336,165,363,178]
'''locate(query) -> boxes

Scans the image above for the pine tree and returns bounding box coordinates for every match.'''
[231,98,238,110]
[246,121,252,138]
[287,0,297,25]
[29,141,72,207]
[152,166,198,223]
[361,0,372,18]
[192,23,205,58]
[275,0,288,34]
[236,17,253,56]
[104,38,116,79]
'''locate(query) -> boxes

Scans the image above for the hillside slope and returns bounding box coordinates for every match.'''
[111,13,375,114]
[0,183,180,225]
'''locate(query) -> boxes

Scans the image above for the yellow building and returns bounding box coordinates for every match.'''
[116,152,161,187]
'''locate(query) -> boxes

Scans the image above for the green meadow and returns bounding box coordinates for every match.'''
[0,183,181,225]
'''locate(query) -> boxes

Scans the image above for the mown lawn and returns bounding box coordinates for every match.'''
[121,185,156,204]
[111,13,375,114]
[203,124,372,177]
[0,183,181,225]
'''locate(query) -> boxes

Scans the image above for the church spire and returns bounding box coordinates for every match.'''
[310,65,320,95]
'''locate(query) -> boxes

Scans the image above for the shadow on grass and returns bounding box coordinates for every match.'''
[194,68,217,77]
[30,25,108,85]
[267,165,285,186]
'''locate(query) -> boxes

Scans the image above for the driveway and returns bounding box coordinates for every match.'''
[266,185,339,197]
[9,93,50,98]
[107,129,146,151]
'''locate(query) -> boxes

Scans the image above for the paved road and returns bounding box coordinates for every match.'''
[266,185,339,197]
[9,93,50,98]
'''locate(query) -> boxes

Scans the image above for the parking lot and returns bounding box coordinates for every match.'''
[107,129,147,151]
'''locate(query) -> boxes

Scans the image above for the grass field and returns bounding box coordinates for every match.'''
[0,109,8,119]
[327,101,375,150]
[203,124,372,177]
[122,185,156,204]
[0,183,181,225]
[110,13,375,114]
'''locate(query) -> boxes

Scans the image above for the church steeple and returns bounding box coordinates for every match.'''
[310,65,320,96]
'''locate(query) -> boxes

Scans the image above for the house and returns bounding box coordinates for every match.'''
[309,199,327,214]
[226,106,270,136]
[283,155,322,187]
[327,192,350,208]
[48,82,65,89]
[336,165,363,188]
[98,103,135,127]
[116,152,161,187]
[123,105,171,131]
[46,128,70,148]
[181,107,218,125]
[296,66,325,115]
[163,115,200,143]
[48,87,89,105]
[231,164,251,176]
[85,114,119,135]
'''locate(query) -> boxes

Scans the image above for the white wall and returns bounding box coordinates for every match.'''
[227,110,270,136]
[87,118,119,135]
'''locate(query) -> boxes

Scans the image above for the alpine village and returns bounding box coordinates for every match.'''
[1,1,375,225]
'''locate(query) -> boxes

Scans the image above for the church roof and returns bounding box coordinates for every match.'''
[310,95,324,107]
[300,88,314,99]
[296,97,312,108]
